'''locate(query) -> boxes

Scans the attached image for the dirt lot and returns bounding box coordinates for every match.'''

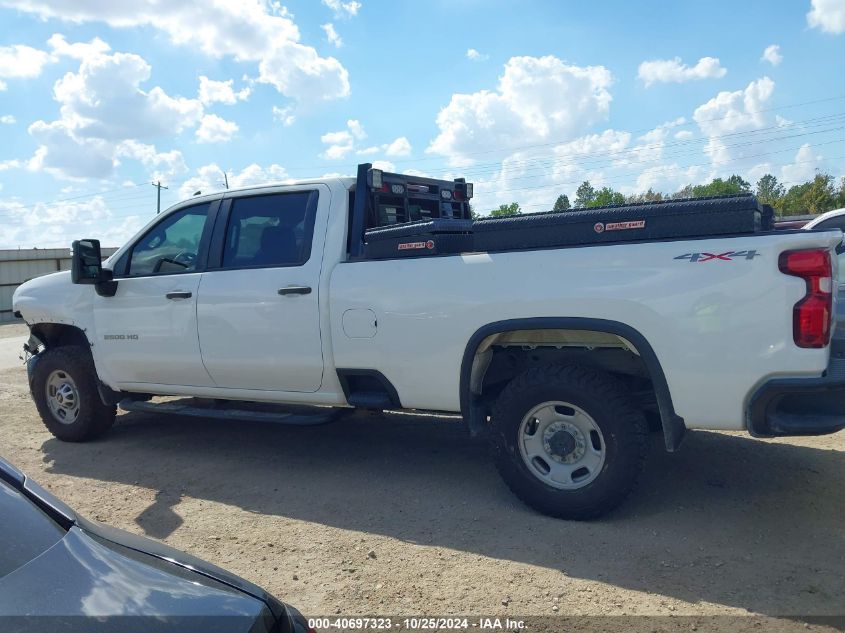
[0,323,843,625]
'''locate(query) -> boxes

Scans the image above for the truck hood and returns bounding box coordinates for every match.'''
[12,270,90,326]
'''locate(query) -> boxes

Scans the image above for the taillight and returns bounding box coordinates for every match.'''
[779,249,833,348]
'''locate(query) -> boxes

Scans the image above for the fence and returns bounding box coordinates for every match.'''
[0,247,118,323]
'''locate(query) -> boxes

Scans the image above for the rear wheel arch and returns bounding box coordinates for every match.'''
[459,317,685,451]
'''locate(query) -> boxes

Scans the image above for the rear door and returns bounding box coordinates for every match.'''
[94,201,219,387]
[195,186,328,392]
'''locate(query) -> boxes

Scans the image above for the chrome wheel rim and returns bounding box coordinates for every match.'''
[518,401,606,490]
[45,370,80,425]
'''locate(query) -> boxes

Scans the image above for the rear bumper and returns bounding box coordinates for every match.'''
[747,340,845,438]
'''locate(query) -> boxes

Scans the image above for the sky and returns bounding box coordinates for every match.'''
[1,0,845,248]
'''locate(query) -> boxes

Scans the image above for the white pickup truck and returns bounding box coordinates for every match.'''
[13,164,845,519]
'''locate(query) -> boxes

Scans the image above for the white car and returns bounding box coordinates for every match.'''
[13,165,845,519]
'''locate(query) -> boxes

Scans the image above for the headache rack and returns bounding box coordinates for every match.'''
[350,164,775,261]
[349,163,473,258]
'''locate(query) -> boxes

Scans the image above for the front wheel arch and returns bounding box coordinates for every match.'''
[29,322,91,350]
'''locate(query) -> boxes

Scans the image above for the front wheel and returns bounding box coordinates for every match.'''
[491,365,648,519]
[30,346,116,442]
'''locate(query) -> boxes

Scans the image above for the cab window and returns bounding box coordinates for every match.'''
[128,203,210,276]
[221,191,316,269]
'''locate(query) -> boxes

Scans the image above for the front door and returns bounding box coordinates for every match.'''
[196,187,327,392]
[93,201,217,388]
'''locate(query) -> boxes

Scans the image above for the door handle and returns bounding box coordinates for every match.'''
[165,291,192,300]
[278,285,312,296]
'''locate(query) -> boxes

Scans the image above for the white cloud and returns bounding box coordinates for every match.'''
[693,77,775,165]
[322,23,342,47]
[637,56,727,86]
[195,114,239,143]
[257,43,349,103]
[28,48,204,179]
[347,119,366,139]
[320,121,411,161]
[321,119,366,159]
[0,195,127,248]
[272,105,296,126]
[427,55,613,166]
[115,140,187,182]
[27,120,116,179]
[357,136,413,158]
[53,52,203,141]
[693,77,774,135]
[674,129,694,140]
[385,136,412,157]
[0,35,112,88]
[0,194,149,249]
[0,114,15,124]
[808,0,845,34]
[370,159,395,172]
[0,44,51,80]
[47,33,110,60]
[198,76,250,105]
[781,143,823,184]
[1,0,351,102]
[761,44,782,66]
[466,48,489,62]
[322,0,361,18]
[321,133,354,159]
[178,163,292,198]
[776,114,792,127]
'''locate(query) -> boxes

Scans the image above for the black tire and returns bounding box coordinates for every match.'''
[30,346,116,442]
[491,365,648,520]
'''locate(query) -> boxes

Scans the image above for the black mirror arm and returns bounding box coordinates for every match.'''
[95,269,118,297]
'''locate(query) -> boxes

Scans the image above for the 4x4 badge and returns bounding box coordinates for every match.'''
[675,250,761,262]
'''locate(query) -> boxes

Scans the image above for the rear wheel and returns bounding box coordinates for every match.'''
[491,365,647,519]
[30,346,116,442]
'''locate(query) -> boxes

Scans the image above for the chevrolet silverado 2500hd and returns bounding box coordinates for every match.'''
[13,164,845,519]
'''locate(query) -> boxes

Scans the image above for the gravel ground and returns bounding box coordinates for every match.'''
[0,321,27,338]
[0,332,842,628]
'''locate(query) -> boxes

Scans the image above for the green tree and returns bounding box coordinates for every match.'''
[589,186,626,207]
[756,174,785,208]
[574,181,596,208]
[627,189,663,204]
[802,173,837,214]
[691,175,751,197]
[780,173,837,216]
[672,184,695,199]
[836,177,845,208]
[780,182,812,216]
[552,194,571,212]
[490,202,522,217]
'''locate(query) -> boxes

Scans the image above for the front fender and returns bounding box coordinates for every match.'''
[13,271,93,332]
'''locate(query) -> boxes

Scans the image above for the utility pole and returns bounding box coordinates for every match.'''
[151,181,169,214]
